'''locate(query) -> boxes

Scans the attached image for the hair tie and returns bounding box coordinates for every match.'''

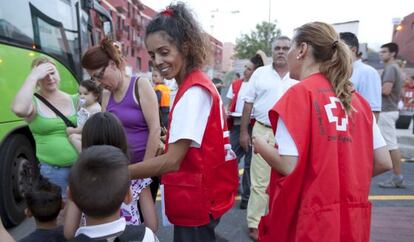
[161,8,173,17]
[332,40,339,49]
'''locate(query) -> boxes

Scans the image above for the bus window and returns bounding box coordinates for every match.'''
[0,1,34,47]
[30,4,76,77]
[0,0,82,79]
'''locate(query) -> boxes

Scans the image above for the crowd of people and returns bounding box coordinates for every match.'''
[4,1,414,242]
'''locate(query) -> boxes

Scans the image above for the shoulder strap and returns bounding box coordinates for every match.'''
[34,93,77,128]
[134,76,142,107]
[135,77,166,130]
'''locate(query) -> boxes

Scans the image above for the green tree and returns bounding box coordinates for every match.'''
[234,21,281,59]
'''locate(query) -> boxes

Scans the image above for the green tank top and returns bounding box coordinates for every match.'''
[29,94,78,166]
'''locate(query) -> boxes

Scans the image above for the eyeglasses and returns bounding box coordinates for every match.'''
[90,65,107,84]
[274,46,290,51]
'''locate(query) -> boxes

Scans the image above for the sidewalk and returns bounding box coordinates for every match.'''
[369,161,414,242]
[371,207,414,242]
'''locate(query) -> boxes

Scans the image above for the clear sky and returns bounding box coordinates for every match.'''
[142,0,412,50]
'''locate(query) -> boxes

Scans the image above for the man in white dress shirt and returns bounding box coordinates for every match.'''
[239,36,298,241]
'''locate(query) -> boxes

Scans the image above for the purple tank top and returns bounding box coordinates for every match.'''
[107,77,149,163]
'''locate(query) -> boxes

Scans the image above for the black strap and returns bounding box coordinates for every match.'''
[34,93,77,128]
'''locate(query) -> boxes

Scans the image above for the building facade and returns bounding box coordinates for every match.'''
[392,12,414,67]
[222,42,235,73]
[98,0,150,75]
[95,0,223,75]
[207,35,223,76]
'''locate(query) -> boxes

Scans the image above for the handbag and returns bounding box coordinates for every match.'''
[34,93,77,128]
[134,77,166,155]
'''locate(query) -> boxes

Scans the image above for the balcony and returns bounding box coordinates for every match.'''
[131,16,142,31]
[115,5,127,14]
[131,0,145,11]
[131,36,143,50]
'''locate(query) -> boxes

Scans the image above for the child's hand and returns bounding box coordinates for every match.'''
[252,136,267,155]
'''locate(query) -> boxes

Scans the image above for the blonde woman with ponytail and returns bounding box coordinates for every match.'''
[252,22,392,242]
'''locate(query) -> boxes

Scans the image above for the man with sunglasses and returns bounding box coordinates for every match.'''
[240,36,298,241]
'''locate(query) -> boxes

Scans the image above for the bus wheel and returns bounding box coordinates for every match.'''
[0,134,38,227]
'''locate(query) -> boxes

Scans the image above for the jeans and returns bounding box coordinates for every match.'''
[39,163,71,199]
[229,124,252,202]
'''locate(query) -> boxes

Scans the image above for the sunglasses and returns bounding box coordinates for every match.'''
[91,65,107,84]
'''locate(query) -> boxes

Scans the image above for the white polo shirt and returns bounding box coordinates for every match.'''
[351,60,382,112]
[243,65,298,126]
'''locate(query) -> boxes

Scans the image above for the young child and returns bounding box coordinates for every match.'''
[128,3,239,242]
[67,80,102,152]
[64,112,157,239]
[20,177,66,242]
[67,145,158,241]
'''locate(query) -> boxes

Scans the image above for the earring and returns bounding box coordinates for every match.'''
[296,56,301,60]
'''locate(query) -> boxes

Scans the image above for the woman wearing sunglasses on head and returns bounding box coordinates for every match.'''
[81,39,159,232]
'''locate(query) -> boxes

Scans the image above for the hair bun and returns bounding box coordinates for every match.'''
[100,38,113,52]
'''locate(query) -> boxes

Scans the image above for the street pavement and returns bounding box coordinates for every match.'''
[9,162,414,242]
[8,123,414,241]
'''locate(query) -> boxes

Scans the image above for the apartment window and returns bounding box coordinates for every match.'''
[136,57,142,71]
[117,16,121,30]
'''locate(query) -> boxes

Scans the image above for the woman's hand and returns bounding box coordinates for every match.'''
[11,63,56,119]
[28,63,56,82]
[252,136,267,155]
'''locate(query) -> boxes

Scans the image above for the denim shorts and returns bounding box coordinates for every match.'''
[39,163,72,199]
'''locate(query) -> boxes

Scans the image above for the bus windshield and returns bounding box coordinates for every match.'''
[0,0,83,79]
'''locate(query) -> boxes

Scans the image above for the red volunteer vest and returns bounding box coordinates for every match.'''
[228,79,243,113]
[259,73,373,242]
[162,69,239,226]
[227,79,243,129]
